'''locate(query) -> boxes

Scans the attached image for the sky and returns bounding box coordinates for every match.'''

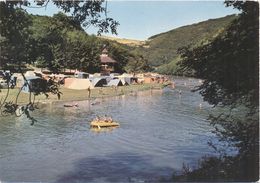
[25,1,240,40]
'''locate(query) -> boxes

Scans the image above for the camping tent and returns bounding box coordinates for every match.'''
[121,73,134,78]
[21,76,47,93]
[91,78,107,87]
[144,77,155,84]
[24,71,36,77]
[119,78,130,86]
[64,78,73,87]
[107,79,123,87]
[103,76,113,83]
[15,73,24,87]
[64,78,93,90]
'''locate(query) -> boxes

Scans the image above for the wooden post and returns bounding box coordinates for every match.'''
[88,87,91,98]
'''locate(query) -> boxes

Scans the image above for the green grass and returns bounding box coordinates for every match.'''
[0,83,164,105]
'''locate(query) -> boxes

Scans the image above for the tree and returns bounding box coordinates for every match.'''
[0,1,119,124]
[1,0,119,68]
[175,1,259,181]
[0,3,32,69]
[66,32,101,73]
[125,51,151,74]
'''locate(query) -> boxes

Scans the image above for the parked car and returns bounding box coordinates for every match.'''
[0,71,4,78]
[74,72,89,79]
[0,79,8,89]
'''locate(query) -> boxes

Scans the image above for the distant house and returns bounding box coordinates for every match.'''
[21,76,47,93]
[100,48,117,75]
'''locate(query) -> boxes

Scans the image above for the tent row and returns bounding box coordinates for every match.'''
[15,74,135,92]
[64,78,129,90]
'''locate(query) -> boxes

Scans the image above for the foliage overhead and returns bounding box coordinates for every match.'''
[0,3,32,69]
[3,0,119,35]
[174,1,259,181]
[177,2,258,108]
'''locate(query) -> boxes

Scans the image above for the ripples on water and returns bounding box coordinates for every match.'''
[0,78,217,182]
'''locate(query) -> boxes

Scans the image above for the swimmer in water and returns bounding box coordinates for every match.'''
[171,82,175,89]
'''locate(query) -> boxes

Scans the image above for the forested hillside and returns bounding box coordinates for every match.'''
[30,13,151,73]
[145,15,236,66]
[1,5,237,76]
[101,15,237,75]
[0,9,149,74]
[102,15,236,75]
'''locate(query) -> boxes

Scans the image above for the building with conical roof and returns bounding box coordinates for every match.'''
[100,48,117,74]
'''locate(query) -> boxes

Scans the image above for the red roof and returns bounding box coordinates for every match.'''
[100,55,117,63]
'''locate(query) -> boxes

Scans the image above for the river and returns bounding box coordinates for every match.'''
[0,78,218,182]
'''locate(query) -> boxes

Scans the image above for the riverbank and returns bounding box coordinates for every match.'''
[0,83,165,105]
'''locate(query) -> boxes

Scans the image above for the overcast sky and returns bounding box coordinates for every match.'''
[25,1,240,40]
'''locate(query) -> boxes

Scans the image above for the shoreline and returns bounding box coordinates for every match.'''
[40,84,165,106]
[0,83,166,107]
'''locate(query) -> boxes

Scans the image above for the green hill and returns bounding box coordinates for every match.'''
[27,13,237,75]
[137,15,237,72]
[26,13,150,73]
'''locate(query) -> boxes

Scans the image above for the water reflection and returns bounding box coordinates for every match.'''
[90,126,119,133]
[55,152,173,183]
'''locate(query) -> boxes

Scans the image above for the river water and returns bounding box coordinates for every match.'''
[0,78,217,182]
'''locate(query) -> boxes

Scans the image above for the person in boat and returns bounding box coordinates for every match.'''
[104,115,109,122]
[100,115,112,123]
[98,115,105,121]
[107,116,113,123]
[94,116,100,121]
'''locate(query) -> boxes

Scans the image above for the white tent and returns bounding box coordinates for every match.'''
[91,78,107,87]
[24,71,36,77]
[107,79,123,87]
[119,78,130,86]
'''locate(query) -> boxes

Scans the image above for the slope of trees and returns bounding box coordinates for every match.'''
[138,14,237,68]
[29,13,103,73]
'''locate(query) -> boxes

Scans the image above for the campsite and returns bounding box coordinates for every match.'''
[0,1,258,183]
[1,69,169,105]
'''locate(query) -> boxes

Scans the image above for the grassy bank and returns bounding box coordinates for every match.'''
[0,83,164,105]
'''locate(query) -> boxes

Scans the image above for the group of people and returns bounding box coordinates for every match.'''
[94,115,113,123]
